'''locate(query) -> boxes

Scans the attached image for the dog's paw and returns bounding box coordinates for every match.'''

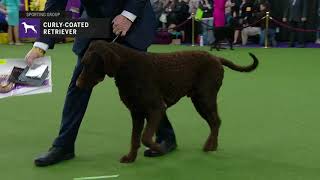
[120,155,136,163]
[203,142,218,152]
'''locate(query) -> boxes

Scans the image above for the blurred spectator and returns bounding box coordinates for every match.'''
[162,0,190,25]
[175,0,190,24]
[213,0,227,28]
[257,1,276,46]
[189,0,200,14]
[0,4,8,33]
[0,2,5,13]
[282,0,308,48]
[240,0,255,24]
[225,0,234,16]
[225,0,235,22]
[316,0,320,44]
[232,0,241,44]
[240,0,260,45]
[151,0,165,21]
[164,0,177,26]
[0,0,22,45]
[199,0,212,18]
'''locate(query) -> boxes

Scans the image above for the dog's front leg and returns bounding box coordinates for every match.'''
[141,109,166,154]
[120,111,145,163]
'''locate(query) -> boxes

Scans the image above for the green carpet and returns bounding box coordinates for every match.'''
[0,44,319,180]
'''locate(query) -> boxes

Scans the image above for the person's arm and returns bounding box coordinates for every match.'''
[25,0,68,66]
[35,0,69,50]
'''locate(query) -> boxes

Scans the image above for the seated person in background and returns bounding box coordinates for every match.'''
[151,0,165,28]
[164,0,177,27]
[240,0,261,45]
[257,1,277,46]
[174,0,190,25]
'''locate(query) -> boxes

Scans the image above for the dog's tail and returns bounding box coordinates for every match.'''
[220,53,258,72]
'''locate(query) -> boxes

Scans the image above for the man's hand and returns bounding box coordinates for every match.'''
[112,15,133,37]
[25,47,45,66]
[301,17,307,22]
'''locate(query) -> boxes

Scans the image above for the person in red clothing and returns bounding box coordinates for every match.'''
[213,0,227,28]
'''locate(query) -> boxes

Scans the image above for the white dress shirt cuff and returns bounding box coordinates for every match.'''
[33,42,49,51]
[121,10,137,22]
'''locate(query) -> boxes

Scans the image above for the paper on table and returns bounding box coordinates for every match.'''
[25,64,48,78]
[0,56,52,99]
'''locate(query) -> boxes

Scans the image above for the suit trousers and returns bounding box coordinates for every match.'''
[289,21,305,45]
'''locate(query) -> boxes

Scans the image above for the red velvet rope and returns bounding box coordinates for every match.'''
[159,15,320,33]
[270,17,320,32]
[159,18,192,31]
[197,16,266,30]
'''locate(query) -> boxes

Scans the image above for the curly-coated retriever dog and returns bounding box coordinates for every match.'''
[76,40,259,163]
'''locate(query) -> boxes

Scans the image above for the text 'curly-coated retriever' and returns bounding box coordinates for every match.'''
[76,40,259,163]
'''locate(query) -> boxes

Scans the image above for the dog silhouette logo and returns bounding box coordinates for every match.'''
[19,18,40,38]
[21,22,38,34]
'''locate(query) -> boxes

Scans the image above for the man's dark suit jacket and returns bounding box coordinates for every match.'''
[283,0,308,22]
[38,0,157,55]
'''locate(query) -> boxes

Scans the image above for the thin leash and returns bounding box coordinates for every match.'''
[112,34,120,43]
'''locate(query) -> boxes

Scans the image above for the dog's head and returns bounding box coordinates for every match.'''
[76,40,121,89]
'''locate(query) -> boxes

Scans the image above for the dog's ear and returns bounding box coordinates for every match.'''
[81,40,107,64]
[82,40,121,77]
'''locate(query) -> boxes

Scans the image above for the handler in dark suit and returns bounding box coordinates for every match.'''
[282,0,308,47]
[25,0,177,167]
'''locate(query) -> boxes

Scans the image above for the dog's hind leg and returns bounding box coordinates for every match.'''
[120,111,145,163]
[141,109,166,154]
[192,94,221,152]
[191,69,223,152]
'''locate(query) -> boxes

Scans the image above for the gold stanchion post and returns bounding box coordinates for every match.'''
[191,13,195,46]
[264,12,270,48]
[24,0,29,11]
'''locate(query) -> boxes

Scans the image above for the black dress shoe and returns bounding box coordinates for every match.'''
[144,141,177,157]
[34,147,75,167]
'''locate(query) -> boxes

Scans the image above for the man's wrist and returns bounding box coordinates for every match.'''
[121,10,137,22]
[33,42,49,51]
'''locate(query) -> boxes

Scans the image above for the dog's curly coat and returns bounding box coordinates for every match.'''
[76,40,259,163]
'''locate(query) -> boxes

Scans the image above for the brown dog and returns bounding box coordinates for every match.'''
[76,40,259,163]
